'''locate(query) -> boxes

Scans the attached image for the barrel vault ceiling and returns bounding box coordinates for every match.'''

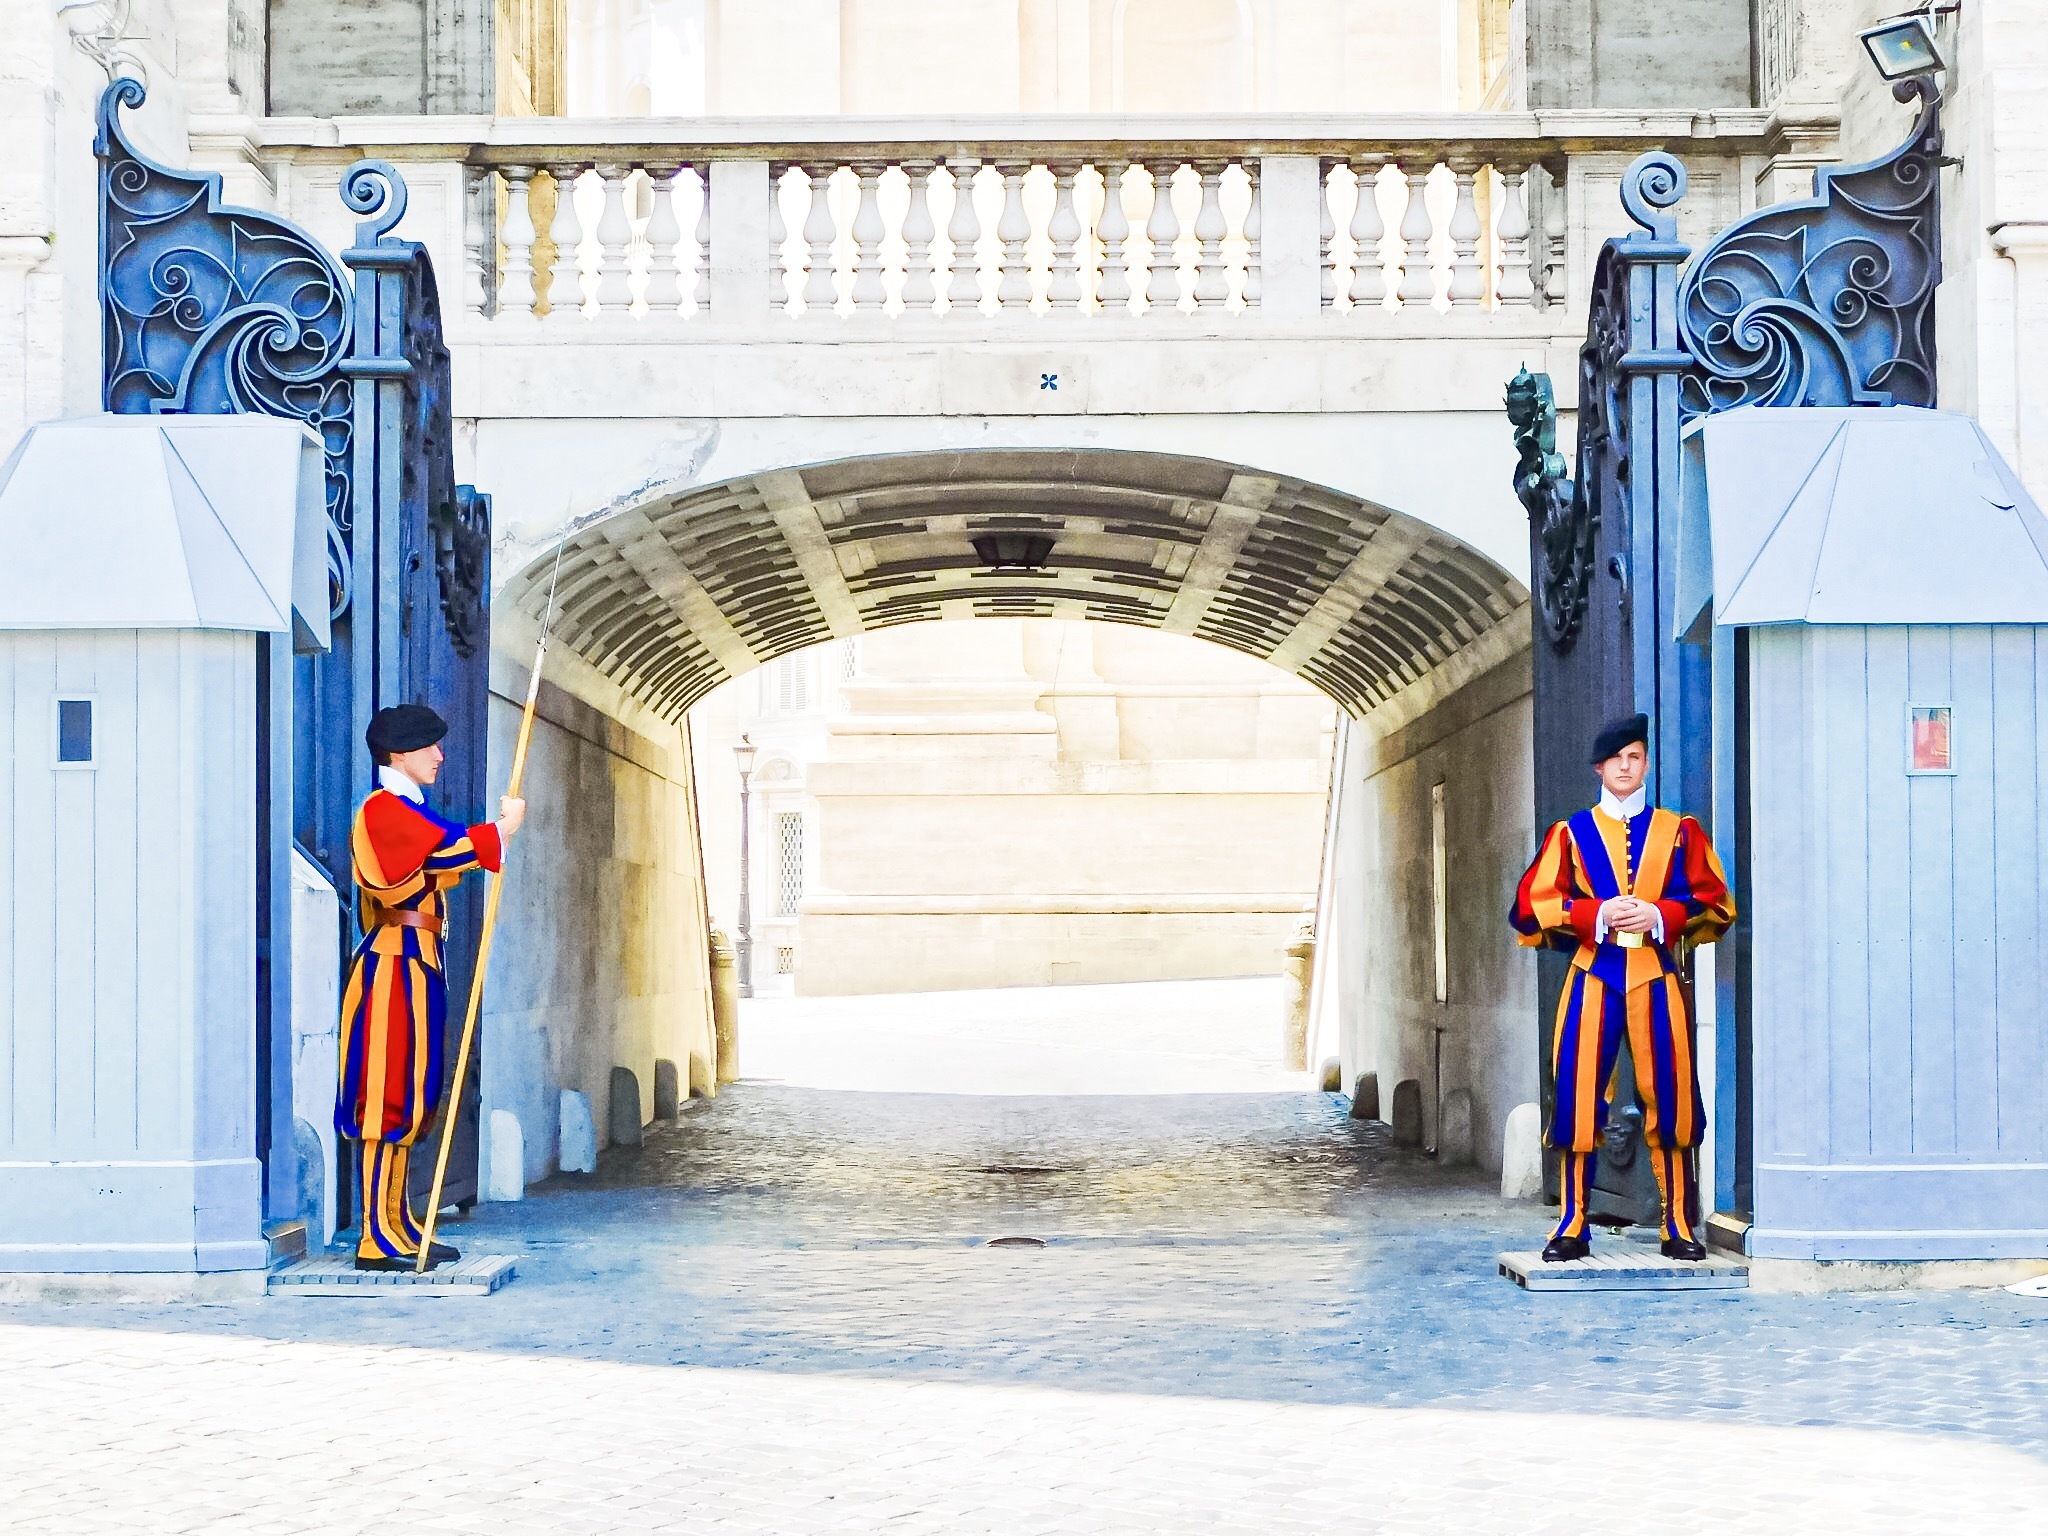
[498,448,1530,721]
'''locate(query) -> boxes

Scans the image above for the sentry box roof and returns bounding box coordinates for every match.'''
[0,414,331,653]
[1677,406,2048,636]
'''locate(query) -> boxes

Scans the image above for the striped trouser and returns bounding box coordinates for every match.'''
[356,1140,427,1260]
[1548,968,1703,1244]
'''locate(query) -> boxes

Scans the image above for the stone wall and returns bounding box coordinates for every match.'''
[1335,649,1535,1174]
[481,667,716,1188]
[1524,0,1753,108]
[266,0,493,115]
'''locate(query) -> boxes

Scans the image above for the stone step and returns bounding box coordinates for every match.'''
[268,1254,517,1296]
[1498,1247,1749,1292]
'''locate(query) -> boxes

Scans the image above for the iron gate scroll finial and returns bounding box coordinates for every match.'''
[1678,78,1943,415]
[96,77,357,617]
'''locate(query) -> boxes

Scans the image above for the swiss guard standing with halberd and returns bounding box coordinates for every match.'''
[338,705,525,1272]
[1510,713,1735,1264]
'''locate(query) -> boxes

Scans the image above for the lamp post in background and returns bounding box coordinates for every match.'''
[733,735,758,998]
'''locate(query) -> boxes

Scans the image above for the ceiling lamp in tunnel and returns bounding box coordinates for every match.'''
[970,532,1057,572]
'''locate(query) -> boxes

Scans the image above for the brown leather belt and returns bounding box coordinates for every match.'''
[368,907,443,937]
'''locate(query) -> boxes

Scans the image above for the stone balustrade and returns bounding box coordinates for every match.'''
[249,111,1782,328]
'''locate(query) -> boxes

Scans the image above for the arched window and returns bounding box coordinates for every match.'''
[1114,0,1255,113]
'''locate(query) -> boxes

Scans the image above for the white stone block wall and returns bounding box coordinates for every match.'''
[481,671,716,1191]
[1336,649,1537,1176]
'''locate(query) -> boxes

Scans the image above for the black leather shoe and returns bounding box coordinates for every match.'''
[1660,1237,1708,1262]
[423,1241,459,1265]
[1542,1234,1590,1263]
[353,1254,414,1273]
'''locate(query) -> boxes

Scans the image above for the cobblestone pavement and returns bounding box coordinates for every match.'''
[4,981,2048,1534]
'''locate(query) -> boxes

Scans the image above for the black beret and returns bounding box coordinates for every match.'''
[367,703,448,759]
[1590,712,1650,764]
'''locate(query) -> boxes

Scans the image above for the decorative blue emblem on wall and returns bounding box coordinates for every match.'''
[96,77,355,613]
[1678,79,1943,415]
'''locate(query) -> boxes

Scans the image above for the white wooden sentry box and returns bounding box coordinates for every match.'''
[1680,407,2048,1264]
[0,415,329,1273]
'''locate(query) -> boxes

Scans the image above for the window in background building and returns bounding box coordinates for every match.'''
[775,945,797,975]
[776,811,804,916]
[774,654,809,713]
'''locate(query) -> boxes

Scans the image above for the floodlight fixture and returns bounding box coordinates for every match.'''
[1860,9,1950,82]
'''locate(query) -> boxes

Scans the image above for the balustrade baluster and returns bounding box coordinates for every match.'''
[594,165,636,316]
[1095,163,1132,314]
[802,167,837,316]
[644,164,684,315]
[765,170,789,315]
[690,172,711,315]
[1447,161,1483,307]
[900,164,938,315]
[498,166,538,317]
[1349,160,1387,310]
[462,168,491,315]
[1541,163,1568,309]
[944,160,980,314]
[1496,164,1534,307]
[1397,162,1435,309]
[1145,164,1180,315]
[852,165,887,312]
[1048,168,1083,310]
[1322,165,1341,308]
[1194,164,1228,308]
[1235,167,1258,308]
[545,164,587,319]
[997,162,1033,311]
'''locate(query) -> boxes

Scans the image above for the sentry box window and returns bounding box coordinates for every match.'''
[55,699,94,767]
[1907,704,1953,776]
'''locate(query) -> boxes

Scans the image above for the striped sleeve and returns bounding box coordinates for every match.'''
[1511,820,1595,951]
[1656,814,1735,947]
[423,818,502,876]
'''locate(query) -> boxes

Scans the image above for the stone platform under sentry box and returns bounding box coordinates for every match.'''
[269,1253,517,1296]
[1499,1245,1749,1291]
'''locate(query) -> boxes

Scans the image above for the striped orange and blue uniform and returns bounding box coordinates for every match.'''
[1509,804,1734,1243]
[336,789,500,1260]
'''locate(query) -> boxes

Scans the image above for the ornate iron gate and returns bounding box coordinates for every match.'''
[1520,80,1944,1222]
[97,80,494,1225]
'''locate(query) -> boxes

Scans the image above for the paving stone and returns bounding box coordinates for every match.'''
[2,984,2046,1532]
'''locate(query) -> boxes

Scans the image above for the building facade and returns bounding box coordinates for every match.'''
[7,0,2048,1252]
[691,619,1334,995]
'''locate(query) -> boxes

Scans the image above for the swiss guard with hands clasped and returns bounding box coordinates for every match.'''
[336,704,526,1272]
[1510,713,1735,1264]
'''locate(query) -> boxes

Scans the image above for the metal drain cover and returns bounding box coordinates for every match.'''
[986,1236,1047,1248]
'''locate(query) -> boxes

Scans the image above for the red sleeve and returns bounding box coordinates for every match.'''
[1656,898,1689,937]
[359,793,446,886]
[1568,899,1603,943]
[469,821,503,873]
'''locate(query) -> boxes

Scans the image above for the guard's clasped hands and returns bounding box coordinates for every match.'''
[1601,895,1657,934]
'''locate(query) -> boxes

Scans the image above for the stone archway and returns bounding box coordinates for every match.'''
[496,447,1528,723]
[480,445,1537,1188]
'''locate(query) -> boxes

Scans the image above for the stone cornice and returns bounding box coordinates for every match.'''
[239,107,1815,164]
